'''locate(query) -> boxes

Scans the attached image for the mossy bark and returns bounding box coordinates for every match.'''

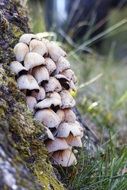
[0,0,64,189]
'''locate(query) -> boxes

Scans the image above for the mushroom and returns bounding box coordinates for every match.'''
[64,109,76,122]
[26,96,37,112]
[19,33,37,44]
[45,58,56,74]
[32,66,49,85]
[34,109,60,128]
[56,57,70,74]
[45,127,54,140]
[60,90,75,108]
[65,134,82,147]
[29,39,48,56]
[56,110,65,123]
[14,42,29,62]
[55,74,70,90]
[47,41,67,62]
[10,61,28,75]
[52,149,77,167]
[35,96,61,109]
[17,74,39,91]
[45,138,69,153]
[31,87,46,101]
[45,77,62,93]
[61,69,77,83]
[56,122,82,138]
[24,52,45,70]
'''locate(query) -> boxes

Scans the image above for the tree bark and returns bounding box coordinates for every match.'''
[0,0,64,189]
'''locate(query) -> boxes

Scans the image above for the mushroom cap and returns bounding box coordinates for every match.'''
[29,39,48,56]
[56,57,70,74]
[31,87,46,101]
[60,90,75,108]
[19,33,37,44]
[14,42,29,62]
[65,134,82,147]
[61,69,77,83]
[24,52,45,70]
[10,61,28,74]
[34,109,60,128]
[26,96,37,112]
[45,77,62,93]
[47,41,67,62]
[47,92,61,100]
[56,110,65,123]
[64,109,76,122]
[52,149,77,167]
[56,122,82,138]
[55,74,70,90]
[17,74,39,90]
[32,66,49,84]
[35,97,61,109]
[45,127,54,140]
[45,138,69,153]
[45,58,56,74]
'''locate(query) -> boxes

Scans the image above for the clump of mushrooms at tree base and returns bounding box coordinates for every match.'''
[10,33,84,167]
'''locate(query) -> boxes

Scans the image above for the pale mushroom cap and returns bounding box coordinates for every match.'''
[55,74,70,90]
[56,57,70,74]
[19,33,37,44]
[60,90,75,108]
[64,109,76,122]
[31,87,46,101]
[17,74,39,90]
[45,77,62,93]
[66,134,82,147]
[47,41,67,62]
[45,127,54,140]
[34,109,60,128]
[45,138,69,153]
[14,42,29,62]
[56,110,65,123]
[47,92,61,100]
[56,122,82,138]
[29,39,48,56]
[35,97,61,109]
[52,149,77,167]
[32,66,49,84]
[45,58,56,74]
[24,52,45,70]
[10,61,27,74]
[26,96,37,112]
[61,69,77,83]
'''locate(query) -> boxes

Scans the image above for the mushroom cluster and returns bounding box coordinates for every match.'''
[10,33,83,167]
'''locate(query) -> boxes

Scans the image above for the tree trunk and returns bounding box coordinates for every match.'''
[0,0,64,189]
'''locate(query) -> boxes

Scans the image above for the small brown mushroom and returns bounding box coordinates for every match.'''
[56,57,70,74]
[64,109,76,122]
[34,109,60,128]
[65,134,82,147]
[17,74,39,91]
[10,61,28,75]
[56,122,82,138]
[29,39,48,56]
[52,149,77,167]
[24,52,45,70]
[26,96,37,112]
[14,42,29,62]
[45,138,69,153]
[45,77,62,93]
[32,66,49,84]
[47,41,67,62]
[19,33,37,44]
[45,58,56,74]
[61,69,77,83]
[60,90,75,108]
